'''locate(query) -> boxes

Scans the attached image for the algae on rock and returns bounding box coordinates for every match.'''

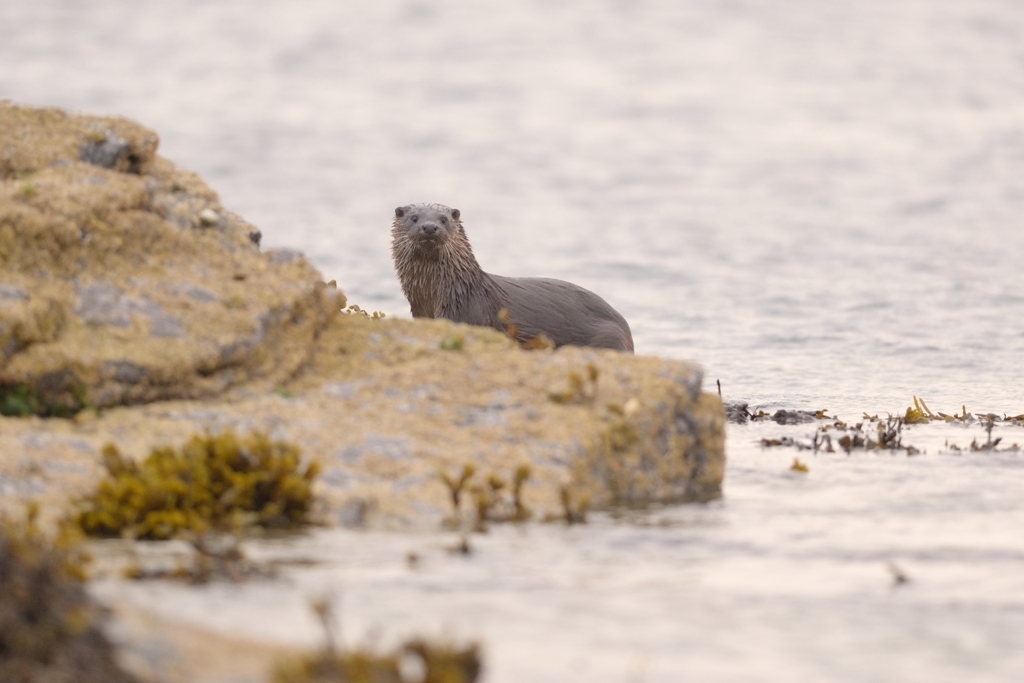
[73,430,320,540]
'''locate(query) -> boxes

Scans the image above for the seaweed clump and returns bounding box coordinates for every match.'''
[273,640,482,683]
[272,599,482,683]
[122,532,275,584]
[438,463,533,531]
[725,403,831,425]
[0,509,139,683]
[72,430,320,540]
[547,363,599,405]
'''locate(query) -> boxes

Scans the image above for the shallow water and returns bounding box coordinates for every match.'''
[92,418,1024,683]
[4,1,1024,681]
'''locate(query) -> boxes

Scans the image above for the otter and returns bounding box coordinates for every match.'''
[391,203,633,352]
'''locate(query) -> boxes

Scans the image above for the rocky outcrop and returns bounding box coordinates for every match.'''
[0,102,725,529]
[0,102,337,413]
[2,315,724,529]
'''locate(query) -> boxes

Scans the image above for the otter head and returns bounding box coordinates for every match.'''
[392,204,463,254]
[391,203,482,317]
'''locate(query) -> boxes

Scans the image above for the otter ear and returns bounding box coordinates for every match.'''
[451,208,460,220]
[395,207,405,218]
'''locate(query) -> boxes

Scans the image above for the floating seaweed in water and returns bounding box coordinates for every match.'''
[903,396,935,424]
[837,417,918,454]
[760,415,920,456]
[945,417,1022,453]
[71,430,321,540]
[901,397,1024,426]
[761,436,804,449]
[0,506,140,683]
[122,531,274,584]
[761,406,1024,457]
[725,402,831,425]
[272,597,482,683]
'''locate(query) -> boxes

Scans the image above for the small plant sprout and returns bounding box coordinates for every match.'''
[548,363,600,405]
[468,467,537,531]
[344,303,386,319]
[310,595,340,655]
[511,464,532,522]
[438,464,476,526]
[440,334,465,351]
[558,485,589,525]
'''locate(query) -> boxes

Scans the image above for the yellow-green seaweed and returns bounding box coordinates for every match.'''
[272,598,481,683]
[440,463,533,531]
[272,640,481,683]
[72,430,320,540]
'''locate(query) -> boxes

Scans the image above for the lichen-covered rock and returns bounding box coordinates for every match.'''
[0,102,338,412]
[1,314,725,529]
[0,101,724,529]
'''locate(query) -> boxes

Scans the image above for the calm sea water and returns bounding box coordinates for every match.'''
[4,1,1024,681]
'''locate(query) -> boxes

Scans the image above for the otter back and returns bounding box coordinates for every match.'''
[488,275,633,352]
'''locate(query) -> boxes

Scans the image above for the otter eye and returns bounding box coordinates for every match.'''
[440,216,447,224]
[411,215,418,223]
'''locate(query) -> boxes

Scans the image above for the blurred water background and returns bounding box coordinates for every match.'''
[4,1,1024,682]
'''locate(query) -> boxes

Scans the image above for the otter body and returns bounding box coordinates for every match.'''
[391,203,633,352]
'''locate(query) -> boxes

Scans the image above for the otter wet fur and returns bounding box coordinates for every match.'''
[391,203,634,352]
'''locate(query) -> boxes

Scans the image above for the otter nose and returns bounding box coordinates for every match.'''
[421,222,439,236]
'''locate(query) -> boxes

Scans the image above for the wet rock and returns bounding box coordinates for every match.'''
[772,409,818,425]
